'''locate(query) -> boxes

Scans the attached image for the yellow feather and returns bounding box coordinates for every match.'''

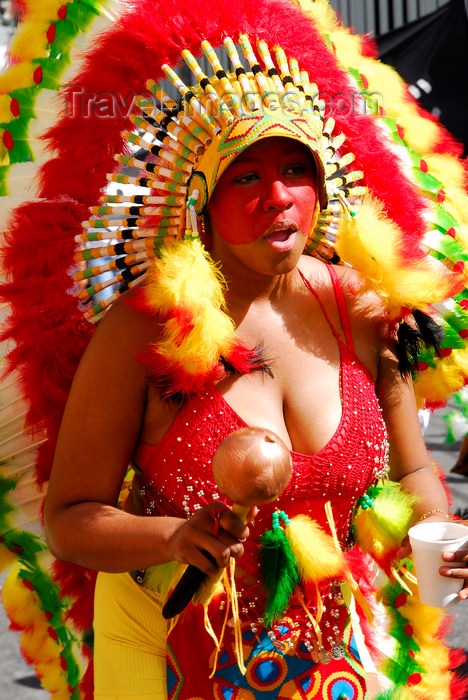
[193,574,224,606]
[353,509,395,558]
[2,565,70,693]
[414,346,468,405]
[365,63,439,152]
[0,95,15,124]
[296,0,338,33]
[9,22,50,61]
[27,0,66,15]
[414,646,451,700]
[394,112,439,155]
[0,62,36,93]
[285,515,345,582]
[336,198,455,316]
[425,153,468,191]
[394,578,451,699]
[145,239,239,373]
[328,26,368,67]
[37,663,70,697]
[143,561,182,599]
[20,625,62,662]
[0,544,18,573]
[157,305,236,373]
[146,238,227,313]
[353,482,417,564]
[2,565,43,628]
[425,154,468,223]
[8,1,81,63]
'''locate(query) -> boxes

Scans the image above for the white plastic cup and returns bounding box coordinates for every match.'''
[408,520,468,607]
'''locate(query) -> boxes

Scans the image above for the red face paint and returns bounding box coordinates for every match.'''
[208,137,318,248]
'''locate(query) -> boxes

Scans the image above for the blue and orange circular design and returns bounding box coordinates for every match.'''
[278,668,322,698]
[322,671,365,700]
[245,650,289,692]
[213,686,256,700]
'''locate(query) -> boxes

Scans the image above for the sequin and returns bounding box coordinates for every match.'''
[331,645,345,660]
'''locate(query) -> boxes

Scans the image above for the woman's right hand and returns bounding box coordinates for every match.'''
[165,502,256,575]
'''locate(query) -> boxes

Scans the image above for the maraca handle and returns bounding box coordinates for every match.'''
[231,503,250,521]
[162,504,250,618]
[161,550,217,619]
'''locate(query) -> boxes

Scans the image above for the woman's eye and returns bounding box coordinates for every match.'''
[233,172,259,185]
[283,163,308,176]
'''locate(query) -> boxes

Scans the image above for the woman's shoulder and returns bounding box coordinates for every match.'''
[298,256,389,354]
[314,259,387,325]
[94,288,162,342]
[298,256,379,308]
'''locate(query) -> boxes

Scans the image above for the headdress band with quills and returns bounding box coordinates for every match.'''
[75,35,365,318]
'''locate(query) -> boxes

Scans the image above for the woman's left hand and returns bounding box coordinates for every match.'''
[397,518,468,602]
[439,520,468,601]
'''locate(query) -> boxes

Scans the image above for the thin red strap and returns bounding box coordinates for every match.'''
[298,269,341,342]
[324,265,355,353]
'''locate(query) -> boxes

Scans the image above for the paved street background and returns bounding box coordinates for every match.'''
[0,406,467,698]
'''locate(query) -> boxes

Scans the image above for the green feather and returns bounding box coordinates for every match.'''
[67,2,103,30]
[50,20,82,59]
[259,526,299,626]
[35,57,71,91]
[379,575,424,687]
[1,530,45,560]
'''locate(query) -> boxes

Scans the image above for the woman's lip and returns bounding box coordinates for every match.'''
[265,220,298,237]
[265,228,297,252]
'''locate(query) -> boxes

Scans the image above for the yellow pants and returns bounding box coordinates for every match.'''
[94,571,168,699]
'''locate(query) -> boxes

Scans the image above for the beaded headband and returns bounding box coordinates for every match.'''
[75,35,365,318]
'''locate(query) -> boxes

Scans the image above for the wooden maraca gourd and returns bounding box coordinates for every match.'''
[162,427,292,618]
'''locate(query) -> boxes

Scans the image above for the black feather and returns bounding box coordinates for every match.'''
[397,321,421,376]
[220,344,273,377]
[397,310,445,377]
[412,309,444,356]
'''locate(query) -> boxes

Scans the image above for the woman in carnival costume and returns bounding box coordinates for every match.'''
[1,0,468,698]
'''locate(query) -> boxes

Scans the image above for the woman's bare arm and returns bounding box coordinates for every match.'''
[375,334,449,516]
[44,296,248,574]
[328,267,449,516]
[375,335,468,599]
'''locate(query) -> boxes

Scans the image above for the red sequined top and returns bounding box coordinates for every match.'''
[133,266,389,649]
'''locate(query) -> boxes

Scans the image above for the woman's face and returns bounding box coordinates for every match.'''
[207,136,319,277]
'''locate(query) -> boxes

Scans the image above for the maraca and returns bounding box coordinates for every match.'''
[162,426,292,618]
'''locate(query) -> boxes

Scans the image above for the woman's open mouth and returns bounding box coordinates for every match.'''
[264,221,299,252]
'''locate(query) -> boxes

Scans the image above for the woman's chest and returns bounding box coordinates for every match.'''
[136,352,389,520]
[141,335,344,452]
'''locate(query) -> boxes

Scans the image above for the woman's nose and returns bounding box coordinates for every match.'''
[263,179,293,211]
